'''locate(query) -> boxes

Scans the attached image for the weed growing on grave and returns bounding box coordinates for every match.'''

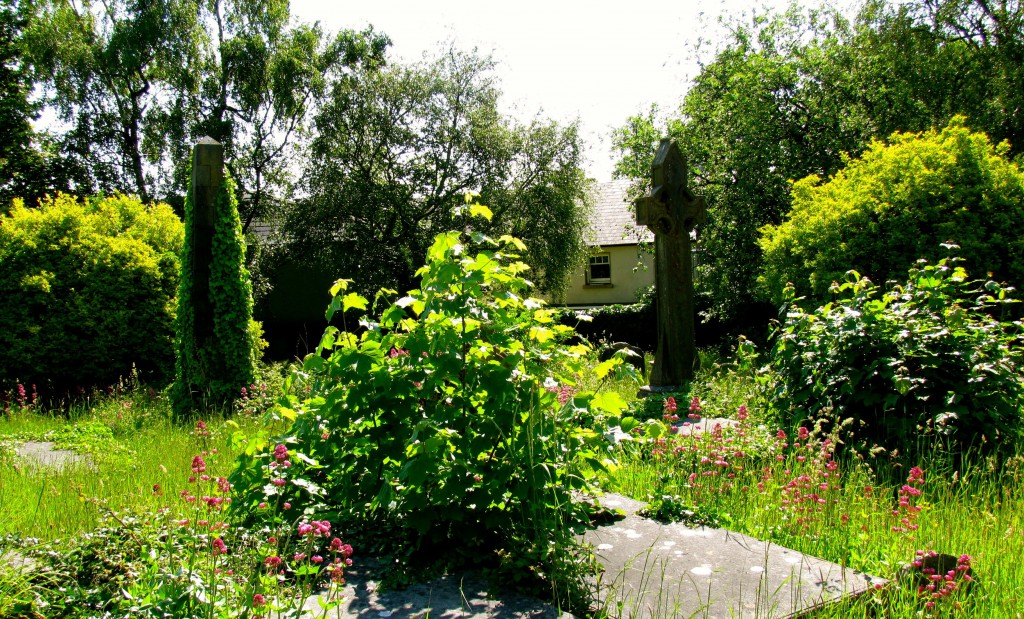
[229,202,619,602]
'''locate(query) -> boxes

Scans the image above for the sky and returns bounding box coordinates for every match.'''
[290,0,793,181]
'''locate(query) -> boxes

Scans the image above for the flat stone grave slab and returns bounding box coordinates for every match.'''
[300,557,574,619]
[585,494,886,619]
[13,441,90,470]
[673,417,739,437]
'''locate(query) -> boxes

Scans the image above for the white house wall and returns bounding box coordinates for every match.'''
[563,245,654,306]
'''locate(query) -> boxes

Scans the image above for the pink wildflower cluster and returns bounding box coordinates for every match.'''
[545,381,577,406]
[687,396,702,420]
[3,383,38,414]
[775,431,842,532]
[180,451,232,517]
[649,404,753,500]
[195,419,210,438]
[663,397,679,423]
[297,520,332,538]
[912,550,973,610]
[892,466,925,535]
[236,382,272,416]
[261,523,354,590]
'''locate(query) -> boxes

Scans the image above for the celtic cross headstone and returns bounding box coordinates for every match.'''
[635,138,706,391]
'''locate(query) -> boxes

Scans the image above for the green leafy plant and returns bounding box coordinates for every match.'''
[230,202,614,587]
[759,118,1024,305]
[767,248,1024,455]
[0,194,183,397]
[2,443,351,619]
[172,171,260,419]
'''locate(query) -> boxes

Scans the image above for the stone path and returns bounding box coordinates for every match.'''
[299,493,884,619]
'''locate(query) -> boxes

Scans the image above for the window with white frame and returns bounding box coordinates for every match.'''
[587,253,611,284]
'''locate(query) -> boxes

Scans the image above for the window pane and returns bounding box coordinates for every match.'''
[590,264,611,281]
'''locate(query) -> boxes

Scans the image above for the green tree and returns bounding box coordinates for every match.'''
[0,0,85,209]
[186,0,389,231]
[22,0,388,216]
[613,6,871,320]
[613,0,1024,319]
[281,46,591,299]
[759,119,1024,303]
[23,0,202,203]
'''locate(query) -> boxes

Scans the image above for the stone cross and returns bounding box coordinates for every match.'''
[191,137,223,340]
[635,138,706,391]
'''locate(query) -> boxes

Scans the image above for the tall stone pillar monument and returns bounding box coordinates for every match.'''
[635,138,706,392]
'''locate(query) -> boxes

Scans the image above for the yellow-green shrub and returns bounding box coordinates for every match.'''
[759,118,1024,305]
[0,194,184,395]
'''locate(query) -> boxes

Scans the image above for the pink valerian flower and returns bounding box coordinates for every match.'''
[330,538,354,558]
[311,555,324,564]
[299,520,331,537]
[191,455,206,474]
[737,405,749,421]
[389,347,409,358]
[264,555,282,568]
[797,426,810,441]
[687,396,702,420]
[211,537,227,555]
[253,593,266,607]
[892,467,927,534]
[664,397,677,413]
[195,420,210,437]
[271,478,286,486]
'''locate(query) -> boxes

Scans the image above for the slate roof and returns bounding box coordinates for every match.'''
[589,180,653,247]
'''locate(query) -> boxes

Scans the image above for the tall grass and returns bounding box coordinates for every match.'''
[0,391,252,541]
[597,348,1024,618]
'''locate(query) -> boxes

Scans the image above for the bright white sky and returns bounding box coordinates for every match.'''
[290,0,795,181]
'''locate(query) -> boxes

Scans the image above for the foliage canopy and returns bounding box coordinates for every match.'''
[613,0,1024,319]
[279,47,592,300]
[759,119,1024,304]
[0,193,183,394]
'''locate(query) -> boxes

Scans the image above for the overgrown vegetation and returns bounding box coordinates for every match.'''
[766,250,1024,457]
[759,120,1024,304]
[0,194,183,397]
[231,205,618,602]
[172,171,260,420]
